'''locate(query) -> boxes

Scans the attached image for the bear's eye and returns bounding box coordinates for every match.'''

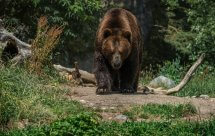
[103,28,112,39]
[122,31,132,43]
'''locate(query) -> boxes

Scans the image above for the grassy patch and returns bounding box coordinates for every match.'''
[140,63,215,97]
[3,113,215,136]
[123,103,196,121]
[176,73,215,97]
[0,66,85,130]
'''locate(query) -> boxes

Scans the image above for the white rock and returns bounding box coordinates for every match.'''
[89,103,94,107]
[80,100,86,104]
[115,114,128,121]
[199,95,210,99]
[101,107,107,110]
[192,96,197,98]
[110,107,115,110]
[149,76,175,89]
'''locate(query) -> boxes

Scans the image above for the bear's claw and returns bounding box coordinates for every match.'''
[96,87,111,94]
[120,87,135,93]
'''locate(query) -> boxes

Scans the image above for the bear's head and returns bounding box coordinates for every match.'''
[101,28,132,70]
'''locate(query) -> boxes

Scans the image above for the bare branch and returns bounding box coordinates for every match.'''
[165,53,205,95]
[142,54,205,95]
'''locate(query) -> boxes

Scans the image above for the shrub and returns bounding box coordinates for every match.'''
[159,57,184,83]
[5,112,101,136]
[27,16,63,74]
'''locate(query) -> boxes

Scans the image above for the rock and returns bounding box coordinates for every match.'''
[80,100,86,104]
[115,114,128,121]
[89,103,94,107]
[101,107,107,110]
[192,96,197,98]
[199,95,210,99]
[149,76,175,89]
[110,107,115,110]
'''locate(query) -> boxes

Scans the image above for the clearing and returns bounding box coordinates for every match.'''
[63,86,215,121]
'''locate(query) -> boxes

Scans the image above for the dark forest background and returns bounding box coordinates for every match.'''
[0,0,214,72]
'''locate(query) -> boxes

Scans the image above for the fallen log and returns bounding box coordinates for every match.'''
[0,19,31,64]
[53,64,96,84]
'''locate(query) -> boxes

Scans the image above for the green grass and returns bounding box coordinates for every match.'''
[140,61,215,97]
[2,112,215,136]
[123,103,196,121]
[0,66,86,130]
[0,64,214,135]
[177,73,215,97]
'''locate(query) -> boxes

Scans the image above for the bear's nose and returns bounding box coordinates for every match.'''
[113,61,121,68]
[112,52,122,69]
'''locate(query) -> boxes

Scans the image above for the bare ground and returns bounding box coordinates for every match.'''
[63,86,215,121]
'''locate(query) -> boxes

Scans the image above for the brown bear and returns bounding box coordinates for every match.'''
[93,8,142,94]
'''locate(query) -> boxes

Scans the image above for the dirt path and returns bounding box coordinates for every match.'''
[64,86,215,121]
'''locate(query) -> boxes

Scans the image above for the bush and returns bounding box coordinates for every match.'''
[27,16,63,74]
[187,0,215,64]
[158,57,184,83]
[5,112,101,136]
[0,0,103,65]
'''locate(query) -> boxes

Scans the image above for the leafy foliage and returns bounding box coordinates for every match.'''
[0,0,103,64]
[4,112,101,136]
[160,0,215,66]
[3,113,215,136]
[159,57,184,83]
[187,0,215,62]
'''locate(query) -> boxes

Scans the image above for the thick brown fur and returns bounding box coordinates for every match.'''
[94,8,142,94]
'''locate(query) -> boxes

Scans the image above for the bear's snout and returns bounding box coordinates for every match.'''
[111,52,122,70]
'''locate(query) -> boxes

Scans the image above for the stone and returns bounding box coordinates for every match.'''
[199,95,210,99]
[149,76,175,89]
[115,114,128,121]
[80,100,86,104]
[110,107,115,110]
[89,103,94,107]
[191,96,197,98]
[101,107,107,110]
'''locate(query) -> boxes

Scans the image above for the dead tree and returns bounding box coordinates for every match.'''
[0,19,31,65]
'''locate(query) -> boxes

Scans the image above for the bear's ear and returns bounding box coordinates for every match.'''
[103,28,112,39]
[122,31,132,43]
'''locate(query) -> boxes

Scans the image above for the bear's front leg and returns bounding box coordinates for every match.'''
[93,51,112,94]
[120,60,138,93]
